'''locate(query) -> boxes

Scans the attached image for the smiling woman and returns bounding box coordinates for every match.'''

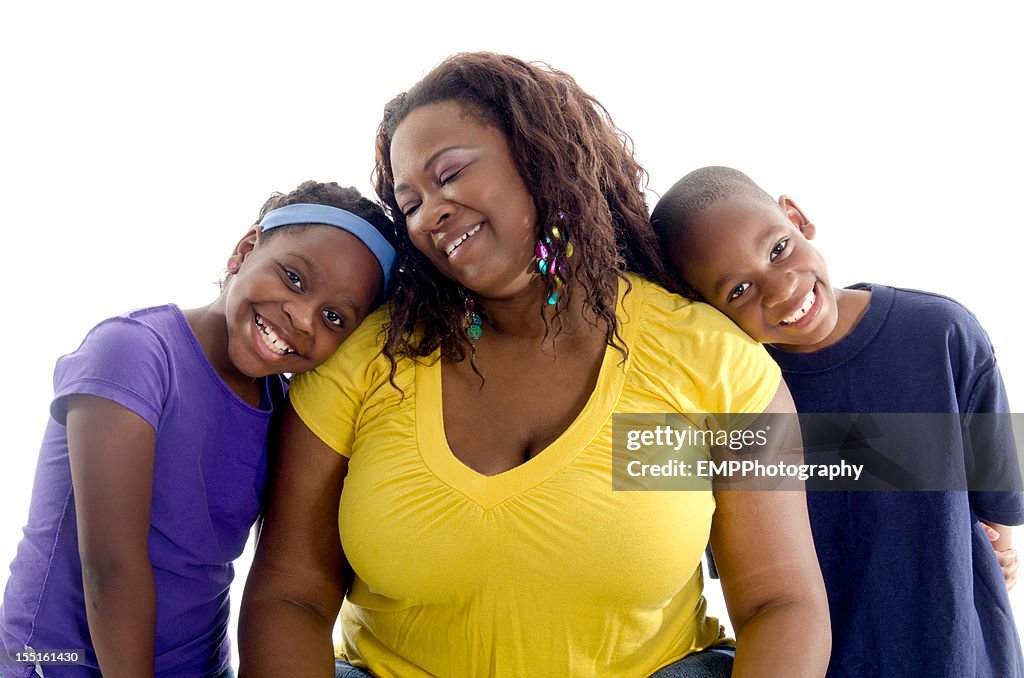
[238,53,830,678]
[390,101,539,301]
[0,181,396,678]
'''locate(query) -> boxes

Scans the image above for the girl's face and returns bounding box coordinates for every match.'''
[390,100,539,300]
[223,225,382,378]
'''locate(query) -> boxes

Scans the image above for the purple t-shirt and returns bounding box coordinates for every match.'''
[0,305,284,677]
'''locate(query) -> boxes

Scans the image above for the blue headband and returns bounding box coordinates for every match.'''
[259,203,395,291]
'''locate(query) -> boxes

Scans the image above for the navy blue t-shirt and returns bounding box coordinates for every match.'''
[767,284,1024,677]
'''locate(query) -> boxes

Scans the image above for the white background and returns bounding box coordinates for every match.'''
[2,0,1021,664]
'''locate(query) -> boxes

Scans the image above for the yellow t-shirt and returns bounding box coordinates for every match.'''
[290,274,781,678]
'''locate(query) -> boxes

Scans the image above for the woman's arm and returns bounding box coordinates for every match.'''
[66,394,157,678]
[238,402,349,678]
[710,382,831,677]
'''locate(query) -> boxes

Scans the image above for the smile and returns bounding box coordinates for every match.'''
[254,313,295,355]
[445,223,482,257]
[779,289,817,325]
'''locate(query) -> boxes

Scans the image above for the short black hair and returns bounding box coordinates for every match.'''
[650,167,778,298]
[651,166,777,251]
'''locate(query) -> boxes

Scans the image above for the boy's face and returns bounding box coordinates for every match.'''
[672,194,840,351]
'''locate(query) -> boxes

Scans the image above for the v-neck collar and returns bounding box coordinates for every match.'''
[414,277,642,509]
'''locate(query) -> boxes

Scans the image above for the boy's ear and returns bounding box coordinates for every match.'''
[779,195,816,239]
[226,226,260,274]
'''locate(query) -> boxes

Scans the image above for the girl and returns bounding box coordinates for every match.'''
[240,55,829,677]
[0,181,396,677]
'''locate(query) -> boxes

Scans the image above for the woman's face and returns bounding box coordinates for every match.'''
[390,100,539,300]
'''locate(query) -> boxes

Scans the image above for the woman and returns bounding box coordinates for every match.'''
[239,53,829,678]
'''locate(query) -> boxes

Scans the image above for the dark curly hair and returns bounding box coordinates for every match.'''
[373,52,673,368]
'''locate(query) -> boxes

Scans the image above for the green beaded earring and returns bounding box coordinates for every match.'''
[535,210,574,305]
[463,293,483,341]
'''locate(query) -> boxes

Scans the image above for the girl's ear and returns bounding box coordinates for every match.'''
[226,227,260,274]
[779,195,816,240]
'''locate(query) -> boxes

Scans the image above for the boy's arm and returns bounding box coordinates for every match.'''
[981,521,1018,590]
[66,394,157,678]
[957,313,1024,590]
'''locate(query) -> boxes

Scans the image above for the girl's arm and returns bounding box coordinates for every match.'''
[66,394,157,678]
[238,403,349,678]
[710,382,831,677]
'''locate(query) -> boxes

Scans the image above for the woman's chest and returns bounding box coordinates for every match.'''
[439,340,607,476]
[339,433,715,608]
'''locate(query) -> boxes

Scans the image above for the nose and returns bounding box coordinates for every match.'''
[761,272,798,308]
[282,298,317,347]
[410,192,455,237]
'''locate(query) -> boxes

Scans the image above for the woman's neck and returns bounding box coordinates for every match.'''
[476,281,597,343]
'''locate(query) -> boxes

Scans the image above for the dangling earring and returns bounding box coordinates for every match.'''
[535,210,574,305]
[462,291,483,341]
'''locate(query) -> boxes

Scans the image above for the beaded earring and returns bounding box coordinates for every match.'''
[535,210,574,305]
[462,292,483,341]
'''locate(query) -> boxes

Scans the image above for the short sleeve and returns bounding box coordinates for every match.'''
[289,309,391,457]
[633,282,782,416]
[50,317,171,430]
[964,358,1024,525]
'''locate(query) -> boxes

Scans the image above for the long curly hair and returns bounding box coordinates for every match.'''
[373,52,671,367]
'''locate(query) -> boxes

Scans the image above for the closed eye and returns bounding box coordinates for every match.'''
[439,167,464,185]
[770,237,790,261]
[728,281,751,301]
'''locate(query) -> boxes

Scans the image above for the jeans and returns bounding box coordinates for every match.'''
[335,660,373,677]
[335,646,735,677]
[649,645,735,677]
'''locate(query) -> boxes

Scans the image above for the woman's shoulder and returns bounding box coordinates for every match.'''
[288,306,408,450]
[623,275,780,413]
[292,306,395,392]
[338,306,391,360]
[624,274,762,352]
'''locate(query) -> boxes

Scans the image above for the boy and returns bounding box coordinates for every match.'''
[651,166,1023,677]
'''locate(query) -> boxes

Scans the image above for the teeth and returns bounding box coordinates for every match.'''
[780,290,816,325]
[445,223,482,256]
[254,314,295,355]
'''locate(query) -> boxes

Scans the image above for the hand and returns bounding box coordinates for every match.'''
[983,523,1019,591]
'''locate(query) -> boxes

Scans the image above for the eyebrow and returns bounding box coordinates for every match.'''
[333,296,362,317]
[292,253,322,280]
[289,253,363,316]
[394,145,472,194]
[710,226,779,298]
